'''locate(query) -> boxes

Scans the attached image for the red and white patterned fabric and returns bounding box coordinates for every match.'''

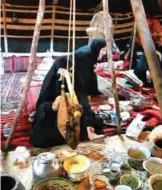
[26,85,41,114]
[3,56,43,73]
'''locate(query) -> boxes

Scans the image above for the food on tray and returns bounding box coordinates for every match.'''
[84,151,107,162]
[63,155,90,174]
[56,150,76,162]
[93,174,108,190]
[33,178,75,190]
[128,149,147,159]
[120,174,141,189]
[152,180,162,190]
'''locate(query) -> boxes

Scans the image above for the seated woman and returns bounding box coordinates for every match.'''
[30,39,106,148]
[133,52,162,87]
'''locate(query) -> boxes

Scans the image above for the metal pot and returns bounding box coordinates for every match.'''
[32,152,60,183]
[1,174,26,190]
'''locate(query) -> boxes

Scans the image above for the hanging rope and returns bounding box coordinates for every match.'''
[66,0,73,71]
[72,0,76,91]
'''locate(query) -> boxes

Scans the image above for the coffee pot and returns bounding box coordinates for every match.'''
[32,152,60,183]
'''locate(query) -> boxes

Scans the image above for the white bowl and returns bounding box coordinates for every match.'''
[127,144,151,170]
[143,157,162,175]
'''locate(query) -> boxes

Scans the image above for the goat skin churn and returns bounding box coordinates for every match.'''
[57,89,82,149]
[1,174,26,190]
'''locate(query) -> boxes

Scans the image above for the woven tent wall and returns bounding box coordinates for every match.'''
[1,1,162,52]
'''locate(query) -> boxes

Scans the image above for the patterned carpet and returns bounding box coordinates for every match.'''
[1,73,26,110]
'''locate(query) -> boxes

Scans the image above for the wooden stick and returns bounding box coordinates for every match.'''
[130,0,162,116]
[2,0,8,53]
[4,0,45,151]
[129,22,137,69]
[102,0,121,134]
[50,1,56,52]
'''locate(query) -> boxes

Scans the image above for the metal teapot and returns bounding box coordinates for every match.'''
[32,152,60,183]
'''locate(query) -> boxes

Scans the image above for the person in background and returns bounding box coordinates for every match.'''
[30,39,106,148]
[126,18,162,87]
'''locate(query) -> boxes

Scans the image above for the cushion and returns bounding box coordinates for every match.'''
[4,56,43,73]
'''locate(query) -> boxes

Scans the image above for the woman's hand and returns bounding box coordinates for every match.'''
[98,46,107,61]
[146,70,152,83]
[87,127,104,141]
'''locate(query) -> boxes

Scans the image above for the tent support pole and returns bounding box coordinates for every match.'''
[129,22,137,69]
[2,0,8,54]
[130,0,162,116]
[4,0,45,151]
[103,0,121,135]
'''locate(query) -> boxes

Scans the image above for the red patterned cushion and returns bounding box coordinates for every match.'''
[4,57,14,73]
[4,56,42,73]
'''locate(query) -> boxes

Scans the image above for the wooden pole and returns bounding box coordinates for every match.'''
[4,0,45,151]
[50,1,56,52]
[130,0,162,116]
[2,0,8,53]
[102,0,121,134]
[129,22,137,69]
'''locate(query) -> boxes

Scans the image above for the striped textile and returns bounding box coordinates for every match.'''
[26,85,41,114]
[4,56,43,73]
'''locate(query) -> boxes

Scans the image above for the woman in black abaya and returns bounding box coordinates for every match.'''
[30,39,106,148]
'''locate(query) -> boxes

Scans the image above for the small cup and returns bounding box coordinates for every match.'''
[93,174,108,190]
[120,174,141,190]
[127,144,151,171]
[148,174,162,190]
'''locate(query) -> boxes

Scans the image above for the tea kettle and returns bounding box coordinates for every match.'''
[32,152,60,183]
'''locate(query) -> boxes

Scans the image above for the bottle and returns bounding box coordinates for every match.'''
[3,123,10,138]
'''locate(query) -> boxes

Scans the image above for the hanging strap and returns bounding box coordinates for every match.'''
[66,0,73,71]
[72,0,76,90]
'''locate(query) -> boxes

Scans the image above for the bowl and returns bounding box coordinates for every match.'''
[115,185,132,190]
[148,174,162,190]
[33,177,75,190]
[63,155,90,182]
[120,174,141,190]
[149,126,162,158]
[151,138,162,159]
[143,157,162,176]
[127,144,151,170]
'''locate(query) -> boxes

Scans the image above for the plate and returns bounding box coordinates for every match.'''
[99,104,111,111]
[33,177,75,190]
[104,121,127,127]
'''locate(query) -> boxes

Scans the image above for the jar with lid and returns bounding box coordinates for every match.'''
[14,146,30,168]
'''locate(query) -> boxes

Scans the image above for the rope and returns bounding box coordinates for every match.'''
[72,0,76,90]
[66,0,73,70]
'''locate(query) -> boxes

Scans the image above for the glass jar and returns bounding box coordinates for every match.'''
[14,146,30,168]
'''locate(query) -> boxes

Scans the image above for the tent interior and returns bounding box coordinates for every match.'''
[1,0,162,52]
[1,0,162,190]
